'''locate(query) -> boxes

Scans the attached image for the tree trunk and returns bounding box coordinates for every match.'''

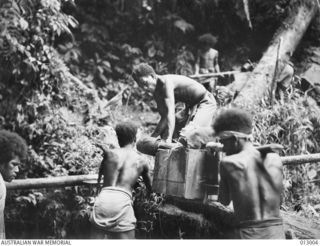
[233,0,318,108]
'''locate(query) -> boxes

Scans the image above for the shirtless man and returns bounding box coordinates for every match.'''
[0,130,27,239]
[195,33,220,93]
[90,122,152,239]
[132,63,217,143]
[213,108,285,239]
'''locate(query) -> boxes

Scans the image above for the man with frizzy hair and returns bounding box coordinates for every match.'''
[213,108,285,239]
[90,122,152,239]
[132,63,217,143]
[0,130,28,239]
[195,33,220,93]
[195,33,220,75]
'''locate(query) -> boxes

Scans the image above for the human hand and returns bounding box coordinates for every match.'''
[206,142,223,154]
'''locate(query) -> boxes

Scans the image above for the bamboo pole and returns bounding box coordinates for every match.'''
[5,153,320,190]
[6,174,97,190]
[281,153,320,166]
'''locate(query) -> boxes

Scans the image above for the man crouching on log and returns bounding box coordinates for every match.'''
[90,122,152,239]
[132,63,217,143]
[213,108,285,239]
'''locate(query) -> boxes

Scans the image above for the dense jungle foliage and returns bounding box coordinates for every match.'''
[0,0,319,239]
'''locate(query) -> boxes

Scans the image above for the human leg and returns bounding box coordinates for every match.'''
[90,225,107,239]
[109,230,135,239]
[191,93,217,127]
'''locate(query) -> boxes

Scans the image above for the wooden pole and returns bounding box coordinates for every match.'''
[189,71,241,79]
[282,153,320,166]
[6,174,98,190]
[270,37,282,106]
[5,153,320,190]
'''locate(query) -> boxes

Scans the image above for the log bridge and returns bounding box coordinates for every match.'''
[6,152,320,239]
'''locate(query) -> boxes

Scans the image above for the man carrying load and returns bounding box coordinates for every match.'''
[213,108,285,239]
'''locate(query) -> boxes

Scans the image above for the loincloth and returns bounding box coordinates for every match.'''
[234,218,285,239]
[90,186,136,233]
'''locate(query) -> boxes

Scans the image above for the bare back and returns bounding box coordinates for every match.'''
[155,74,207,107]
[219,143,283,222]
[101,148,148,193]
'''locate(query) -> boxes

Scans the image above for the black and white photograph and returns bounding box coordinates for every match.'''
[0,0,320,241]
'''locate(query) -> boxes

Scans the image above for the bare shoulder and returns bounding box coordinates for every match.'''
[157,76,167,86]
[221,147,260,170]
[264,152,282,168]
[221,153,244,170]
[125,149,144,164]
[161,74,180,85]
[136,152,149,167]
[210,48,218,56]
[155,76,171,96]
[104,148,119,159]
[221,155,236,165]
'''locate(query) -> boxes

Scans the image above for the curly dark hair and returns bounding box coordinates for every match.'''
[0,130,28,165]
[131,63,155,82]
[213,108,253,134]
[198,33,218,47]
[115,122,138,147]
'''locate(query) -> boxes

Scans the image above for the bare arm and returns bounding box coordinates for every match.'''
[141,163,152,195]
[152,81,175,143]
[195,51,200,74]
[214,51,220,73]
[151,117,167,138]
[218,163,231,206]
[195,61,200,74]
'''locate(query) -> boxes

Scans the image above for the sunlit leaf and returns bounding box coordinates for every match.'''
[19,18,29,30]
[174,19,194,33]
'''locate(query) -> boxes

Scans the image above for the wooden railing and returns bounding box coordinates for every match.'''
[6,153,320,190]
